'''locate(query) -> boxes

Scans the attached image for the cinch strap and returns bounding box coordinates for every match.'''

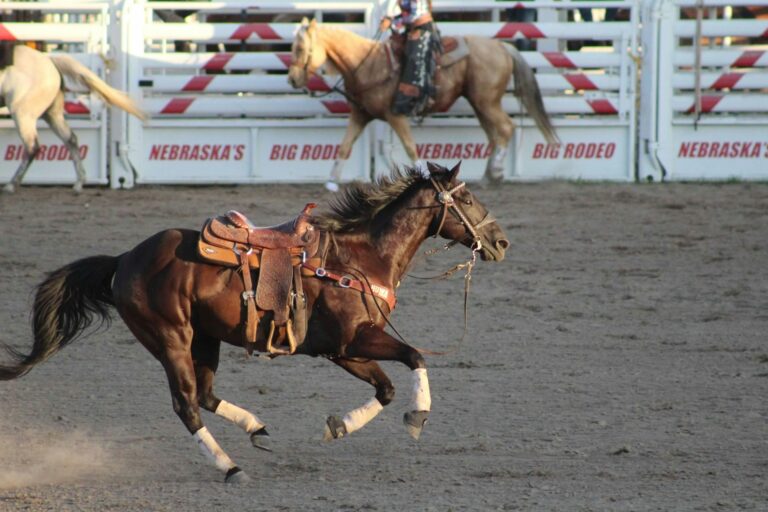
[302,262,397,311]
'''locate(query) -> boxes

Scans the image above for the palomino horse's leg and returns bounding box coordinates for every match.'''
[334,324,431,440]
[385,113,427,175]
[192,336,271,451]
[471,98,514,185]
[323,357,394,441]
[326,108,371,192]
[44,91,87,193]
[3,113,40,194]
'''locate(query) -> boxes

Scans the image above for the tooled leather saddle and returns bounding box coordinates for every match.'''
[387,33,469,71]
[198,203,320,355]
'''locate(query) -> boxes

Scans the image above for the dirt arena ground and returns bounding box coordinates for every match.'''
[0,180,766,511]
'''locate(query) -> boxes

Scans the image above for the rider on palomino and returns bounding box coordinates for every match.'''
[380,0,442,117]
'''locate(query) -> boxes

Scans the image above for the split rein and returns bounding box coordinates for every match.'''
[402,178,497,355]
[368,178,496,356]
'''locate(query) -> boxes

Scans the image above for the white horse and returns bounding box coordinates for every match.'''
[0,45,146,194]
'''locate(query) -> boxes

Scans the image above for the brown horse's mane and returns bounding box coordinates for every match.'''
[312,167,428,233]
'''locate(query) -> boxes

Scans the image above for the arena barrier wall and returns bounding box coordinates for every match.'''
[0,2,111,186]
[3,0,767,186]
[639,0,768,181]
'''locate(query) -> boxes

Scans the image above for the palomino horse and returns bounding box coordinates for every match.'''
[0,162,508,483]
[288,19,558,190]
[0,45,146,194]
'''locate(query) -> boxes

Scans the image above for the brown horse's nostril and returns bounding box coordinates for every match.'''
[496,239,510,251]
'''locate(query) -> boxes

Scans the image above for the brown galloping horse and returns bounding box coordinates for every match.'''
[0,162,508,483]
[288,19,558,190]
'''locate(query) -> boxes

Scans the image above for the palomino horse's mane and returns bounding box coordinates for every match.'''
[313,167,430,233]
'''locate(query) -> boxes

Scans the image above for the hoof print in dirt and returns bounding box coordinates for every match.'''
[224,467,250,484]
[323,415,347,442]
[404,410,429,440]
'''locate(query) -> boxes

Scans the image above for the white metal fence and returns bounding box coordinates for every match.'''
[1,0,767,186]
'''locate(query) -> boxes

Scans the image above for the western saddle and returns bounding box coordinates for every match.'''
[198,203,319,355]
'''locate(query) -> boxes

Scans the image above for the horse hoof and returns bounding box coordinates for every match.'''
[324,181,339,193]
[404,410,429,440]
[3,183,15,194]
[72,182,83,194]
[322,415,348,442]
[250,427,272,452]
[224,467,250,484]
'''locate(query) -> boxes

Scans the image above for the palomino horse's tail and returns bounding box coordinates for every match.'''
[504,44,559,145]
[0,256,118,380]
[50,55,148,121]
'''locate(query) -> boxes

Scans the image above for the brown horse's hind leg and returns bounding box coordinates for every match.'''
[120,313,249,483]
[193,336,271,451]
[338,324,431,440]
[3,113,40,194]
[44,91,86,193]
[323,357,394,441]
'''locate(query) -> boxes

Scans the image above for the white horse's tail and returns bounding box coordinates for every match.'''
[50,55,148,121]
[503,43,559,145]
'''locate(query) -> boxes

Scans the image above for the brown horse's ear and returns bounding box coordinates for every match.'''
[426,161,443,176]
[448,161,462,181]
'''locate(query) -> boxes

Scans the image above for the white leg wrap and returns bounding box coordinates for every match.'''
[215,400,265,434]
[491,146,508,168]
[409,368,431,412]
[193,426,236,473]
[342,397,384,434]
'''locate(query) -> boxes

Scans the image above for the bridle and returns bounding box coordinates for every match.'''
[292,24,392,110]
[428,176,497,256]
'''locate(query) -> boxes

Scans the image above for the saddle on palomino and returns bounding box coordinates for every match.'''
[198,204,320,356]
[387,34,470,73]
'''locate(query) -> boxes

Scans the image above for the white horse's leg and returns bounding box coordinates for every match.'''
[214,400,271,451]
[4,114,40,194]
[193,427,250,483]
[44,92,86,193]
[323,358,391,441]
[404,368,432,440]
[327,108,371,191]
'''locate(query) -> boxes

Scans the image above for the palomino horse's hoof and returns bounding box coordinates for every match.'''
[324,181,339,193]
[224,467,251,484]
[3,183,15,194]
[249,427,272,452]
[322,415,347,442]
[404,410,429,440]
[72,182,84,194]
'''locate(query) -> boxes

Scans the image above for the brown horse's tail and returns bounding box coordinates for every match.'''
[504,43,559,145]
[50,55,148,121]
[0,256,118,380]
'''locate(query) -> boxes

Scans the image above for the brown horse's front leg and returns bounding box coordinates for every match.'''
[338,324,432,440]
[323,357,394,441]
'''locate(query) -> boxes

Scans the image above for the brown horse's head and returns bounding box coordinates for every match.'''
[427,162,509,262]
[288,18,327,89]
